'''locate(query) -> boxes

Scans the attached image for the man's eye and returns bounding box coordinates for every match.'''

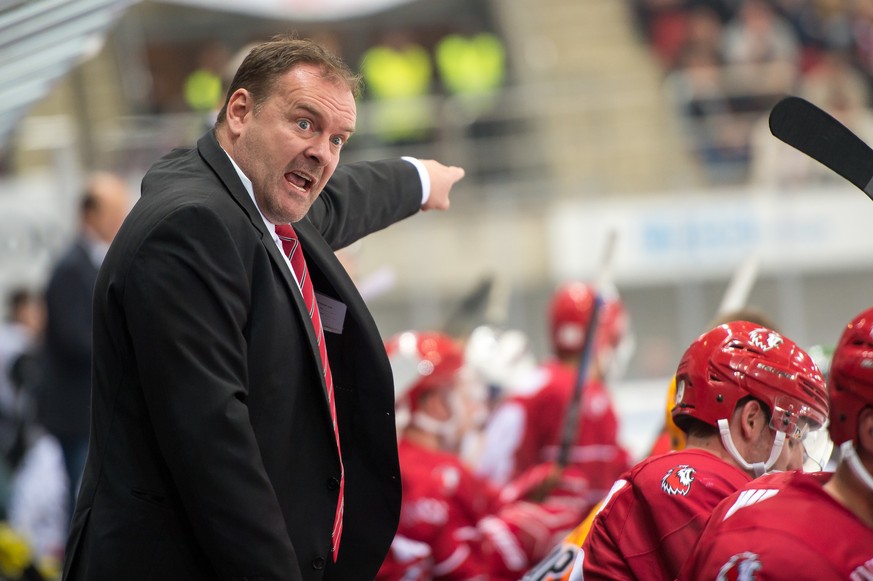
[297,119,311,130]
[331,136,345,147]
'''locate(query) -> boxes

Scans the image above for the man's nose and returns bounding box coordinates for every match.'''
[305,136,331,165]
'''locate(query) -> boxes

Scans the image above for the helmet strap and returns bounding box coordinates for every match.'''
[841,440,873,493]
[718,418,786,477]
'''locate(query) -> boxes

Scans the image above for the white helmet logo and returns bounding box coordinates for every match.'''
[749,329,783,352]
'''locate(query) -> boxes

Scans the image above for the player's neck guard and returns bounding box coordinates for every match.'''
[841,440,873,493]
[718,418,786,477]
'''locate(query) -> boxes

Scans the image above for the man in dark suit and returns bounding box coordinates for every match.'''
[38,172,130,523]
[62,37,463,580]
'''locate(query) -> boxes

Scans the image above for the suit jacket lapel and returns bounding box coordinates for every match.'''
[197,131,330,405]
[197,131,264,235]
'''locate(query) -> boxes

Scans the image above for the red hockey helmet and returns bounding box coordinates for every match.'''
[828,307,873,446]
[385,331,463,410]
[549,282,628,360]
[673,321,828,440]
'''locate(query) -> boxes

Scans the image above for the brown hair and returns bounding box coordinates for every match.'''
[707,307,778,332]
[215,35,361,126]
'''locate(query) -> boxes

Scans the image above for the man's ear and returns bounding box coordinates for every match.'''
[224,88,254,136]
[738,399,766,441]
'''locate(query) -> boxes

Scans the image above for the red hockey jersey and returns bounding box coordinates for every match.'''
[378,439,589,580]
[376,438,501,580]
[680,470,873,580]
[477,360,630,509]
[579,448,752,580]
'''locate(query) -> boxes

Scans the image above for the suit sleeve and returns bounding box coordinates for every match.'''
[123,204,300,580]
[307,158,423,250]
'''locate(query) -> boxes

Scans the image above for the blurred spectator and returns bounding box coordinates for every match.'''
[0,289,43,431]
[851,0,873,93]
[183,41,230,115]
[675,3,726,70]
[630,0,692,66]
[360,31,434,144]
[0,293,65,578]
[749,49,873,188]
[221,41,260,95]
[6,427,67,573]
[772,0,853,68]
[0,289,44,517]
[721,0,801,105]
[695,0,743,20]
[716,0,801,176]
[638,0,873,183]
[664,8,751,179]
[36,172,130,525]
[435,31,506,117]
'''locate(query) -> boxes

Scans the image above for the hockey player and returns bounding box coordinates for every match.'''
[578,320,830,581]
[521,374,690,581]
[646,307,777,458]
[522,309,784,581]
[475,282,632,513]
[459,324,538,468]
[679,307,873,580]
[377,330,499,580]
[377,331,588,580]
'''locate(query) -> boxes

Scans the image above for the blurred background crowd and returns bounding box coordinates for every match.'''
[1,0,873,577]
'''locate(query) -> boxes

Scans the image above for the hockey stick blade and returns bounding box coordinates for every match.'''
[769,96,873,200]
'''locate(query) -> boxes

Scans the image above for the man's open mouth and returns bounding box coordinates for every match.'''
[285,171,314,193]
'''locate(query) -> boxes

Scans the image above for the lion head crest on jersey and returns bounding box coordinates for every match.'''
[661,465,696,496]
[717,552,762,581]
[749,328,783,352]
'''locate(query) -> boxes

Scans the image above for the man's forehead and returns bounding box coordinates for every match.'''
[279,63,352,92]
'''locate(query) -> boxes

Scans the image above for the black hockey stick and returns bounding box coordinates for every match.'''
[769,95,873,200]
[556,229,618,468]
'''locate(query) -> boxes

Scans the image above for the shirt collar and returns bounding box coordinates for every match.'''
[222,148,278,241]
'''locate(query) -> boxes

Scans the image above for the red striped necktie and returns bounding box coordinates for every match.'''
[275,223,344,561]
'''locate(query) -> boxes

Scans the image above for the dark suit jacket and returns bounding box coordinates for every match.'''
[38,238,99,440]
[63,132,420,580]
